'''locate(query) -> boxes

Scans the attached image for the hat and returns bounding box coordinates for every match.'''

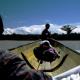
[40,40,52,47]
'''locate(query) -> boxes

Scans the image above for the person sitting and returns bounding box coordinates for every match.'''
[33,40,60,63]
[0,48,52,80]
[41,23,51,40]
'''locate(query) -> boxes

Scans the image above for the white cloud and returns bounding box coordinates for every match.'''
[3,23,80,35]
[72,28,80,33]
[3,28,15,34]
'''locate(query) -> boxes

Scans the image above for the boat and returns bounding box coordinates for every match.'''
[9,39,80,76]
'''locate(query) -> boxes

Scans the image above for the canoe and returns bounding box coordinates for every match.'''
[9,39,80,76]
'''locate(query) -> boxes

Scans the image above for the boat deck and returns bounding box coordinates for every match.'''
[10,40,80,76]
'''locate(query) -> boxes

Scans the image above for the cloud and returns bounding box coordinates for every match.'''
[72,28,80,33]
[3,23,80,35]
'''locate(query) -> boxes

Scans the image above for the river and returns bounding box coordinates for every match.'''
[0,40,80,53]
[58,40,80,53]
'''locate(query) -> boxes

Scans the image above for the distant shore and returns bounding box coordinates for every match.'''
[0,33,80,40]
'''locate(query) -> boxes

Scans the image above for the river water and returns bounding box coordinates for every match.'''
[0,40,80,53]
[0,40,34,50]
[58,40,80,53]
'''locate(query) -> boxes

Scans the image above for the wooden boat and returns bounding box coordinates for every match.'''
[9,39,80,76]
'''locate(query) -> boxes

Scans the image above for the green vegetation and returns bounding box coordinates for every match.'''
[0,33,80,40]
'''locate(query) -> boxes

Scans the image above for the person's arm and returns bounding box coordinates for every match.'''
[0,49,52,80]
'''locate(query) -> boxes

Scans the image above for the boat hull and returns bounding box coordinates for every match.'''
[9,39,80,76]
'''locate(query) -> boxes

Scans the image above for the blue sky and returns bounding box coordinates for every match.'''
[0,0,80,28]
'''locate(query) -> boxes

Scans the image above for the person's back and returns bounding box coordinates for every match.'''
[41,23,51,40]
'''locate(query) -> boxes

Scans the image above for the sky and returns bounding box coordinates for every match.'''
[0,0,80,34]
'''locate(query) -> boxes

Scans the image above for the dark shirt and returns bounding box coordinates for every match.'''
[0,48,52,80]
[41,29,51,40]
